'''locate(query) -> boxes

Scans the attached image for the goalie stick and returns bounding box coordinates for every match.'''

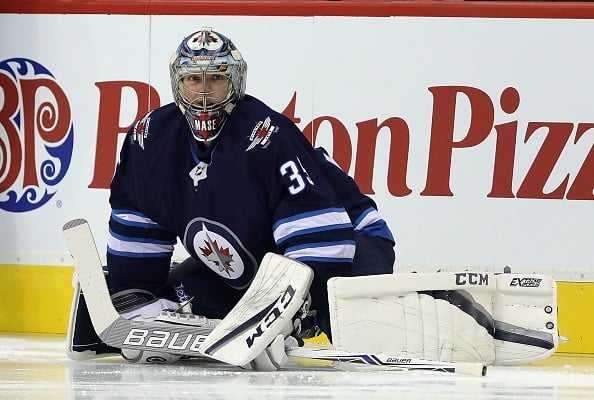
[62,218,313,367]
[285,347,487,377]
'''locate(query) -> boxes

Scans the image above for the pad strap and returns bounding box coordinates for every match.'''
[111,289,157,314]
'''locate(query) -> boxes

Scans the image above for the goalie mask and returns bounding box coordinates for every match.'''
[169,27,247,144]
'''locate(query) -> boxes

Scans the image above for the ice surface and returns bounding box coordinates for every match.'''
[0,334,593,399]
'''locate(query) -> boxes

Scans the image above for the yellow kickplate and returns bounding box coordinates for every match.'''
[556,281,594,354]
[0,265,74,334]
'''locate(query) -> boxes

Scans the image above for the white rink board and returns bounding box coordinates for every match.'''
[0,14,592,280]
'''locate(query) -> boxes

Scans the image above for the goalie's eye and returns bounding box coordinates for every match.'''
[183,74,228,86]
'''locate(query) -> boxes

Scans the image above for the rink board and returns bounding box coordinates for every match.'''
[0,264,592,355]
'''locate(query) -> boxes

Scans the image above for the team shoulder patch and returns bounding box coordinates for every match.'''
[131,111,154,149]
[246,116,278,151]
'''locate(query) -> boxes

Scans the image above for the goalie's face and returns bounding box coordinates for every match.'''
[180,73,231,109]
[177,72,233,143]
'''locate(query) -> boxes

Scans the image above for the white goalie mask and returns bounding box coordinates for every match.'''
[169,27,247,143]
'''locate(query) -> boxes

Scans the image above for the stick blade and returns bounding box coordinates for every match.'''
[62,218,119,334]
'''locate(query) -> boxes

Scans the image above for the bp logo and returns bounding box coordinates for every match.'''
[0,58,74,212]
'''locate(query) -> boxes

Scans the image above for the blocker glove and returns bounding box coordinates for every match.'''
[241,294,314,371]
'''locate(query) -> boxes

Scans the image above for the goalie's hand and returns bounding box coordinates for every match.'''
[241,335,301,371]
[241,292,317,371]
[241,302,305,372]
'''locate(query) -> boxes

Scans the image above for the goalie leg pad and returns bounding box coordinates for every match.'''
[111,289,187,364]
[328,272,497,364]
[328,271,559,365]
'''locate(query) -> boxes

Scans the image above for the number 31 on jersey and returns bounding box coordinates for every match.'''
[280,158,314,195]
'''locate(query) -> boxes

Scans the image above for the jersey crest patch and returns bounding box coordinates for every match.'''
[246,116,278,151]
[131,111,153,149]
[183,218,258,289]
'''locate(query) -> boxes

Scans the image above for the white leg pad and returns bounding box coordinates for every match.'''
[328,272,497,364]
[328,272,558,365]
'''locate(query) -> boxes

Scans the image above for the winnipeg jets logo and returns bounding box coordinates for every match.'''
[184,218,258,288]
[198,226,235,276]
[188,31,221,51]
[246,116,278,151]
[131,111,153,149]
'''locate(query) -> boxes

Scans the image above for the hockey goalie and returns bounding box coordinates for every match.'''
[63,25,558,372]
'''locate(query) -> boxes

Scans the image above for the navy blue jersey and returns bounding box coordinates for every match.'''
[313,147,395,245]
[107,95,357,317]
